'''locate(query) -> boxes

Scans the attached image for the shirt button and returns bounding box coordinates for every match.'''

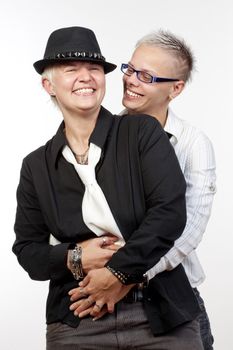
[209,183,216,192]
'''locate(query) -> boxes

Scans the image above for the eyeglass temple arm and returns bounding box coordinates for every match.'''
[153,77,180,82]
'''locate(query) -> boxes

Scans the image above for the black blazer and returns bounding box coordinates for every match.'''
[13,106,200,334]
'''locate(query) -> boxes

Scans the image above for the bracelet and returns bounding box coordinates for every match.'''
[106,265,129,285]
[69,244,84,280]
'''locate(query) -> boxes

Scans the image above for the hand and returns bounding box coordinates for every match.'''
[67,236,120,274]
[81,236,120,273]
[69,267,135,318]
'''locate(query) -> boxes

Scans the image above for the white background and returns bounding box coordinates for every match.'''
[0,0,232,349]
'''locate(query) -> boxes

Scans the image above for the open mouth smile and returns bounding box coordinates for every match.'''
[73,88,95,95]
[126,89,143,98]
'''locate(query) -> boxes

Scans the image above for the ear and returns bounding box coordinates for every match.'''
[169,80,185,100]
[42,77,56,96]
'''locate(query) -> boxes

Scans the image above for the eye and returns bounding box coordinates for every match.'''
[139,71,153,83]
[127,66,134,74]
[64,67,76,73]
[89,63,103,71]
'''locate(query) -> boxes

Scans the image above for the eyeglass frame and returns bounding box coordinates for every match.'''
[121,63,180,84]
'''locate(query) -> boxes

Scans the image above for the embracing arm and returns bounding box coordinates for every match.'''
[106,117,187,283]
[69,117,187,316]
[146,132,216,279]
[70,117,186,316]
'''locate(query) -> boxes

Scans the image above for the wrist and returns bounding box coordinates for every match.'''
[106,265,129,285]
[68,244,84,280]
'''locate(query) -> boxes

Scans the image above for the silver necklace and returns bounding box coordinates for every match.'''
[75,147,89,165]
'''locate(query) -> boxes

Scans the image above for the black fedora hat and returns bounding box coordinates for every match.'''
[33,26,117,75]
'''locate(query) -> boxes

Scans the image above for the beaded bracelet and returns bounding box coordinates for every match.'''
[70,244,84,280]
[106,265,129,285]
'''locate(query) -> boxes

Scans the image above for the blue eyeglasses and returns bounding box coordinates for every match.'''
[121,63,180,84]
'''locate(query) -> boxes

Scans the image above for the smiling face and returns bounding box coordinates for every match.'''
[122,44,184,123]
[42,61,106,118]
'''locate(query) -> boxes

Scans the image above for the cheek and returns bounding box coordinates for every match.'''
[98,79,106,95]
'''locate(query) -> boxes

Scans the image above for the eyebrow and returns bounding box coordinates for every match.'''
[128,61,156,75]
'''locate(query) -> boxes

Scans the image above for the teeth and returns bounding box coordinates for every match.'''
[74,88,94,94]
[126,89,140,98]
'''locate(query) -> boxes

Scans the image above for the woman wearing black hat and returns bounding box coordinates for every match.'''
[13,27,203,349]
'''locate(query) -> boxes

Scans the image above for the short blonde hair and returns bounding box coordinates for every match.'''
[136,30,196,82]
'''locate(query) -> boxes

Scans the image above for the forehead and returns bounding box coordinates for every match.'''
[130,44,177,75]
[53,60,104,70]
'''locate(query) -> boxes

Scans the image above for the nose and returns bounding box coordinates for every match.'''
[77,66,92,82]
[123,71,140,86]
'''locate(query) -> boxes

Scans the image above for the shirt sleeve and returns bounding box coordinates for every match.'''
[146,132,216,279]
[12,158,72,282]
[106,116,187,283]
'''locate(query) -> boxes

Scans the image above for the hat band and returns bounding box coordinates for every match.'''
[46,51,106,61]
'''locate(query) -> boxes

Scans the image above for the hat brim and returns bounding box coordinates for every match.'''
[33,57,117,75]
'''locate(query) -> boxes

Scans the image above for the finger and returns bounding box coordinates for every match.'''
[100,235,119,246]
[101,236,107,247]
[69,299,84,311]
[99,236,115,247]
[107,301,115,314]
[75,297,95,315]
[68,287,79,296]
[114,241,125,247]
[78,306,94,318]
[93,308,108,321]
[69,287,87,301]
[90,302,104,317]
[103,244,119,251]
[79,275,90,288]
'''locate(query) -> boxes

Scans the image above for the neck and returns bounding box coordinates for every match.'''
[63,107,100,154]
[151,108,168,128]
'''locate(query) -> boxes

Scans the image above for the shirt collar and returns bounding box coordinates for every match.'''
[51,106,114,167]
[164,108,184,145]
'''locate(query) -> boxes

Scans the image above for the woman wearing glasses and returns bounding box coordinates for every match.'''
[13,26,203,349]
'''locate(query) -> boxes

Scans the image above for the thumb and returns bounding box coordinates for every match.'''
[79,274,90,287]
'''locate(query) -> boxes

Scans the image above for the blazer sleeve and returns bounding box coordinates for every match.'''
[12,158,71,282]
[106,116,187,284]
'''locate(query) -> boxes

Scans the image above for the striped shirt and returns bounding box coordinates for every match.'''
[147,109,216,287]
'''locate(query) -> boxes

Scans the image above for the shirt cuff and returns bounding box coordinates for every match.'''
[50,243,71,281]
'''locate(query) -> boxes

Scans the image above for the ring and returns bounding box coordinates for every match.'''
[79,287,84,294]
[79,287,87,297]
[86,298,94,305]
[102,237,107,246]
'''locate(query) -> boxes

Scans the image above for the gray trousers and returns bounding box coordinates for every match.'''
[46,301,203,350]
[194,289,214,350]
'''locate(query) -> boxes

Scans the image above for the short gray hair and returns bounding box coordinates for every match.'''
[136,30,195,82]
[41,66,58,106]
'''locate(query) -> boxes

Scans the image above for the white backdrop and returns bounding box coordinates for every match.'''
[0,1,232,349]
